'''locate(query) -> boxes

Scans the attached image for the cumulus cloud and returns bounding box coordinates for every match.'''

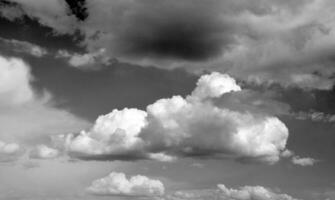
[0,55,90,160]
[167,184,299,200]
[0,37,48,57]
[29,145,59,159]
[0,140,21,162]
[58,72,297,164]
[2,0,335,89]
[87,172,165,197]
[0,56,34,106]
[280,150,317,166]
[291,156,317,166]
[190,72,242,100]
[64,108,147,157]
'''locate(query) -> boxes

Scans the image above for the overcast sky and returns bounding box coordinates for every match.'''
[0,0,335,200]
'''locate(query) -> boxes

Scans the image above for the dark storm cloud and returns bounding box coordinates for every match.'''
[112,2,234,61]
[0,0,15,6]
[2,0,335,91]
[64,0,88,21]
[3,0,237,61]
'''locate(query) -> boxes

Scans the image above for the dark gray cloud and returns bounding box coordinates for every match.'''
[109,1,234,61]
[1,0,335,90]
[0,15,84,52]
[64,0,88,21]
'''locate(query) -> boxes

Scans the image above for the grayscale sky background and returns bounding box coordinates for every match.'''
[0,1,334,200]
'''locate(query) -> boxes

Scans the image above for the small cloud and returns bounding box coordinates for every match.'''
[290,111,335,123]
[291,156,317,166]
[29,145,60,160]
[148,153,177,162]
[56,49,115,69]
[281,150,294,158]
[87,172,165,197]
[0,140,22,162]
[280,150,317,167]
[190,163,205,168]
[0,37,48,57]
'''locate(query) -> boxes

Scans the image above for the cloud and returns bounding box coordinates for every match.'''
[80,0,234,63]
[279,150,317,166]
[59,72,295,164]
[0,56,34,106]
[2,0,335,89]
[0,37,48,57]
[0,0,24,20]
[148,153,177,163]
[0,140,22,162]
[63,0,88,21]
[190,72,241,100]
[2,0,78,34]
[217,184,299,200]
[0,54,90,158]
[55,48,113,69]
[87,172,165,197]
[291,156,317,166]
[291,111,335,123]
[29,145,59,159]
[167,184,299,200]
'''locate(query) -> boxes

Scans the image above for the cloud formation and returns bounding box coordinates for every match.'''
[167,184,299,200]
[0,37,48,57]
[87,172,165,197]
[0,55,90,161]
[58,72,293,164]
[2,0,335,89]
[291,156,317,166]
[0,140,21,162]
[29,145,59,159]
[292,111,335,123]
[56,48,112,69]
[0,56,34,106]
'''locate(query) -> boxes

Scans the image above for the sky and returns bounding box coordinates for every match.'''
[0,0,335,200]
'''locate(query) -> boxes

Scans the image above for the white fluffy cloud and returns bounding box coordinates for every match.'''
[61,72,294,164]
[0,56,34,106]
[190,72,241,100]
[63,108,147,157]
[87,172,165,197]
[167,184,299,200]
